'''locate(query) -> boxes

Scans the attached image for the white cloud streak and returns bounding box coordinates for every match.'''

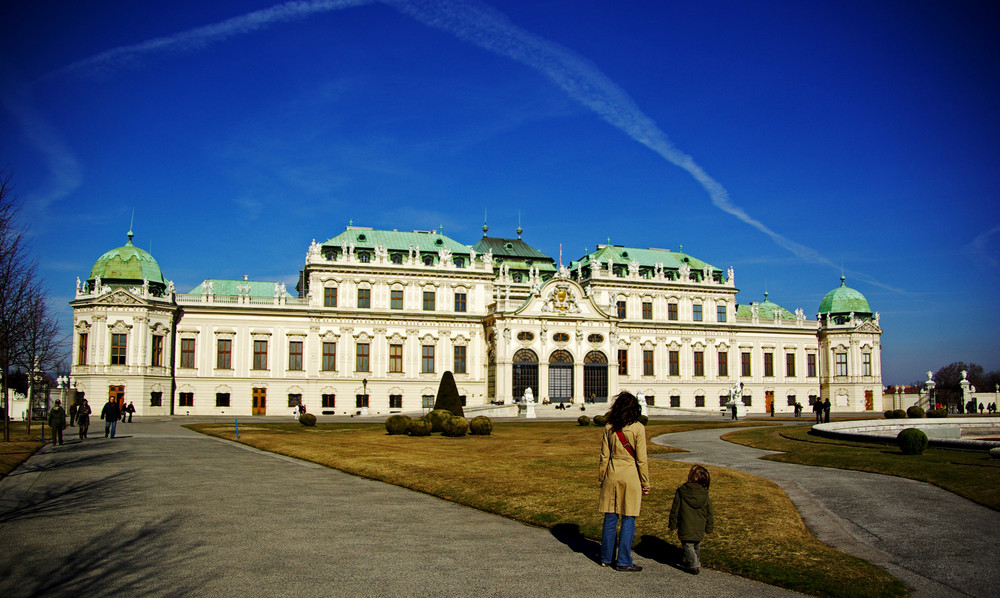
[37,0,843,272]
[968,224,1000,267]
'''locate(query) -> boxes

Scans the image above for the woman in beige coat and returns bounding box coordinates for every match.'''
[598,391,650,571]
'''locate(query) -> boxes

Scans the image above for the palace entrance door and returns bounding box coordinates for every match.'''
[549,350,573,403]
[252,388,267,415]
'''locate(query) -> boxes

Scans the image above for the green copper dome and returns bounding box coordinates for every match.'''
[818,276,871,315]
[736,292,795,320]
[88,231,167,291]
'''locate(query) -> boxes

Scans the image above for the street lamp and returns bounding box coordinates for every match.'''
[362,378,368,409]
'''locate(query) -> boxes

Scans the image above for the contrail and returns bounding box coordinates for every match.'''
[40,0,839,270]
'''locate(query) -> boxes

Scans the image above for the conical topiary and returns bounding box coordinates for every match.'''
[433,370,465,417]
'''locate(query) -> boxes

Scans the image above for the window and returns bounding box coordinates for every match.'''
[216,393,230,407]
[150,391,162,407]
[646,396,655,406]
[719,395,729,407]
[356,343,370,372]
[389,394,403,409]
[616,300,626,318]
[322,342,336,371]
[642,302,652,320]
[322,394,335,408]
[152,336,165,367]
[695,395,705,407]
[454,292,467,312]
[252,340,268,370]
[668,302,678,321]
[553,333,570,342]
[423,291,435,311]
[288,341,303,371]
[693,351,704,376]
[742,394,752,407]
[670,395,680,407]
[357,288,371,308]
[836,352,848,376]
[422,345,435,373]
[618,349,628,375]
[741,351,751,377]
[862,352,872,376]
[669,350,679,376]
[356,394,369,408]
[517,331,534,341]
[588,334,603,343]
[643,350,654,376]
[217,339,232,369]
[111,333,127,365]
[692,304,703,321]
[807,354,817,377]
[179,392,193,407]
[787,395,797,406]
[324,287,337,307]
[454,346,466,374]
[177,338,193,368]
[422,395,434,409]
[423,255,434,266]
[717,305,727,323]
[764,352,774,377]
[718,351,728,377]
[391,253,403,264]
[389,344,403,373]
[78,333,88,365]
[288,394,302,407]
[454,257,464,268]
[391,290,403,310]
[786,353,796,377]
[358,252,370,263]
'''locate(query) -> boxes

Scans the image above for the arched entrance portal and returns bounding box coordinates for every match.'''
[549,350,574,403]
[583,351,608,402]
[512,349,538,402]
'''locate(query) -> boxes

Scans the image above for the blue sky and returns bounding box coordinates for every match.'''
[1,0,997,383]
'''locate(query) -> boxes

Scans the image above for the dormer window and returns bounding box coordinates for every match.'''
[454,257,464,268]
[358,252,370,263]
[423,255,434,266]
[358,233,367,242]
[391,253,403,264]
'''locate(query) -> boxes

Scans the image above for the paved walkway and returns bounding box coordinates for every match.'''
[651,426,1000,598]
[0,418,800,598]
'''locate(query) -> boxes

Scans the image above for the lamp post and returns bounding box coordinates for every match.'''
[362,378,368,415]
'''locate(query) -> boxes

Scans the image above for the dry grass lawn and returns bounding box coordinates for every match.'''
[189,420,904,597]
[0,423,45,478]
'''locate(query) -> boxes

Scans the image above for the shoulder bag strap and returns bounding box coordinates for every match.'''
[614,429,637,459]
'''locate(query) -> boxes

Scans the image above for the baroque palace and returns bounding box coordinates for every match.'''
[70,224,883,417]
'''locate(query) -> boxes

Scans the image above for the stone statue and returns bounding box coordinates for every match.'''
[76,277,81,293]
[679,263,690,281]
[637,393,648,417]
[168,280,175,295]
[524,387,534,403]
[727,266,735,285]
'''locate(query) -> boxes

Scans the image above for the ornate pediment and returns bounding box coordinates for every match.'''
[94,288,146,306]
[854,321,882,334]
[541,282,581,315]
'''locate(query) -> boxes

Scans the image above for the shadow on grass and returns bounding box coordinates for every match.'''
[550,523,601,564]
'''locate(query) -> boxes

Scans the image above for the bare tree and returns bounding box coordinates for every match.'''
[0,169,39,441]
[16,289,64,434]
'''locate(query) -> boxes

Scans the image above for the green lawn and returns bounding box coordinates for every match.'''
[189,419,905,598]
[722,424,1000,510]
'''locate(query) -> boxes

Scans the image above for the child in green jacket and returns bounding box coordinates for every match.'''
[668,464,714,574]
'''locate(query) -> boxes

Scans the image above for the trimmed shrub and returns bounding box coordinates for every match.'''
[426,409,454,433]
[893,409,907,419]
[638,415,649,425]
[906,405,925,419]
[433,371,465,418]
[469,416,494,435]
[298,413,317,427]
[407,418,433,437]
[593,414,607,427]
[577,415,591,426]
[883,410,897,419]
[442,416,470,437]
[927,408,948,418]
[385,414,412,435]
[897,428,928,455]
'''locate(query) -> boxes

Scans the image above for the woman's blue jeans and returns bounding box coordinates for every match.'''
[601,513,636,566]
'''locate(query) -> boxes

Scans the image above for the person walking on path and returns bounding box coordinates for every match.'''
[125,401,135,422]
[76,398,92,439]
[47,399,67,445]
[823,398,831,423]
[813,399,823,424]
[101,399,121,438]
[668,464,715,575]
[598,391,650,571]
[68,400,78,427]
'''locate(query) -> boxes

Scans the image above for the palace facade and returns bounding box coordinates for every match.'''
[70,225,883,417]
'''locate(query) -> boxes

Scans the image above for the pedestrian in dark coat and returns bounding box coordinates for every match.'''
[47,399,68,445]
[668,464,714,575]
[813,399,823,423]
[125,401,136,422]
[76,399,92,439]
[68,400,78,427]
[101,399,121,438]
[822,398,831,423]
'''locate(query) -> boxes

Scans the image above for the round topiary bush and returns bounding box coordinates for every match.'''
[385,414,412,435]
[593,414,607,427]
[927,408,948,418]
[298,413,317,426]
[407,418,433,436]
[426,409,454,433]
[469,416,493,435]
[442,416,470,437]
[906,405,925,419]
[897,428,928,455]
[883,410,897,419]
[638,415,649,425]
[577,415,591,426]
[893,409,907,419]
